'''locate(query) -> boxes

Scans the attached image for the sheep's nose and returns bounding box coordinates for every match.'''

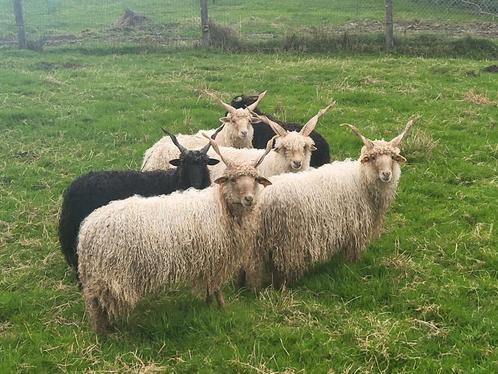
[240,130,248,138]
[381,171,392,181]
[243,195,253,204]
[292,161,302,169]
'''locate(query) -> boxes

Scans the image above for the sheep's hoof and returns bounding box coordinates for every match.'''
[214,289,225,309]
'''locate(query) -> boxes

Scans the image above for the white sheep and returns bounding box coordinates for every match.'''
[243,118,416,289]
[141,91,266,171]
[207,103,335,181]
[77,136,273,334]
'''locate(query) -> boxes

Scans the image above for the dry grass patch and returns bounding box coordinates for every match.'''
[403,129,439,157]
[464,90,492,105]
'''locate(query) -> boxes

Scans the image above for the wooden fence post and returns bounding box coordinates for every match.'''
[384,0,394,51]
[12,0,27,48]
[200,0,209,45]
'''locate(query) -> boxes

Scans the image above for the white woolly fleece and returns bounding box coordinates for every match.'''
[247,159,400,288]
[77,185,257,320]
[141,126,252,171]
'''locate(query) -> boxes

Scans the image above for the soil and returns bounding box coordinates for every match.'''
[334,20,498,38]
[114,9,147,29]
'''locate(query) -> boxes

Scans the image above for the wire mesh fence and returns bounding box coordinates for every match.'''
[0,0,496,48]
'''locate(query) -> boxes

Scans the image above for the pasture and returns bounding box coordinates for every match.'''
[0,45,497,372]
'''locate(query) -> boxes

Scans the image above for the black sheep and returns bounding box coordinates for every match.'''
[230,94,331,167]
[58,129,219,273]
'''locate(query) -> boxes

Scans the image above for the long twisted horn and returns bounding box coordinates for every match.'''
[300,101,336,136]
[162,128,187,153]
[200,124,225,154]
[254,136,277,168]
[205,91,237,114]
[202,133,232,167]
[340,124,374,149]
[247,91,267,111]
[251,112,287,137]
[390,116,419,147]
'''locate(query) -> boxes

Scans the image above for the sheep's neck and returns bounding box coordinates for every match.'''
[360,168,399,225]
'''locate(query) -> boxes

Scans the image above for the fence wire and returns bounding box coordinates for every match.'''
[0,0,496,47]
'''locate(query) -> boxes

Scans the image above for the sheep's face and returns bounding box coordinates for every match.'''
[253,102,335,171]
[274,132,316,171]
[214,165,271,209]
[345,118,415,184]
[170,151,220,189]
[221,109,255,143]
[360,142,403,184]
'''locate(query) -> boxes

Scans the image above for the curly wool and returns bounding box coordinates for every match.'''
[78,184,260,323]
[248,155,400,288]
[207,132,314,181]
[142,116,253,171]
[58,166,211,272]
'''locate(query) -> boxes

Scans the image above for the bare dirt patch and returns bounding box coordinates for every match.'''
[334,20,498,38]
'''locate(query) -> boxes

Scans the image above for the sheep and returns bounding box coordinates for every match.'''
[77,135,274,334]
[230,94,331,167]
[206,103,336,181]
[243,118,416,289]
[58,129,219,275]
[141,91,266,171]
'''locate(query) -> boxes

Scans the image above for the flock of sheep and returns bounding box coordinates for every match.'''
[58,91,416,334]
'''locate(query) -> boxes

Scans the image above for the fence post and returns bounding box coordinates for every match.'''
[200,0,209,45]
[384,0,394,51]
[12,0,27,48]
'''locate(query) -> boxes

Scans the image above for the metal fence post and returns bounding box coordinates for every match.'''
[200,0,209,45]
[385,0,394,51]
[12,0,27,48]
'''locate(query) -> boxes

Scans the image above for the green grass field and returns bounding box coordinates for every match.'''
[0,44,497,372]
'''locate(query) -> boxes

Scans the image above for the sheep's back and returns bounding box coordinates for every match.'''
[78,188,230,297]
[258,161,369,275]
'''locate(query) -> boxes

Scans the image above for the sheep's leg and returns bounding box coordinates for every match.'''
[271,269,287,290]
[214,288,225,309]
[86,296,111,335]
[237,269,247,289]
[205,287,213,305]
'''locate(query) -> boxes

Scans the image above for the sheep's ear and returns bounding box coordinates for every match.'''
[214,176,228,184]
[169,159,181,166]
[390,117,417,148]
[219,117,229,124]
[207,158,220,165]
[360,155,370,163]
[256,176,272,187]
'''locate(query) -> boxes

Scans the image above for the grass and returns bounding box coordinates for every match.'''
[0,44,497,372]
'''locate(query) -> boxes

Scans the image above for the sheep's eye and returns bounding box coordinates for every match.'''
[230,177,236,183]
[370,155,376,161]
